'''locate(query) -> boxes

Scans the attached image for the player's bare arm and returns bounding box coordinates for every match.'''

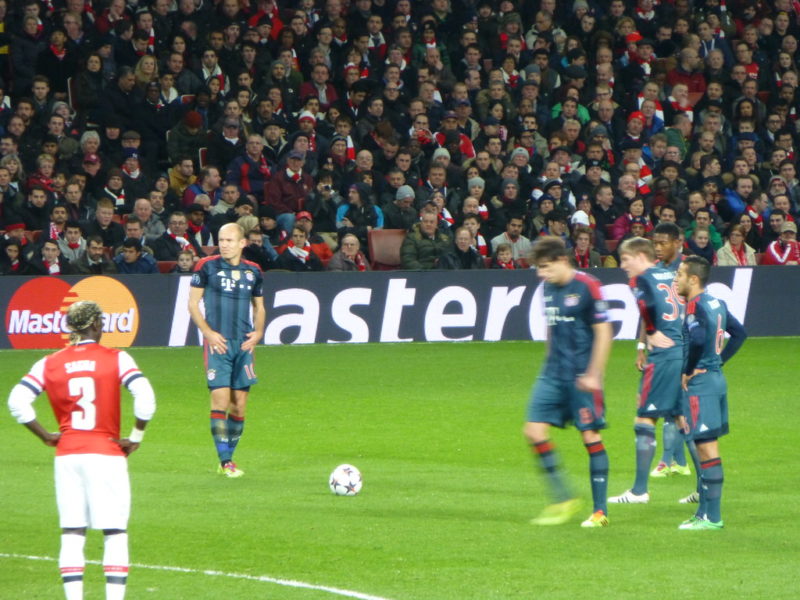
[577,320,613,392]
[188,286,228,354]
[636,318,647,371]
[240,295,266,352]
[23,420,61,446]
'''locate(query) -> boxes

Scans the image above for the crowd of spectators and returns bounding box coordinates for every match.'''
[2,0,800,277]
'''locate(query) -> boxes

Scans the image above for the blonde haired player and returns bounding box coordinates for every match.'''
[8,301,156,600]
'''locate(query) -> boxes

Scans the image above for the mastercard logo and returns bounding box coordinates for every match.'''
[5,277,139,349]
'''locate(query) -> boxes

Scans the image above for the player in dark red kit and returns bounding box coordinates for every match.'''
[8,301,156,600]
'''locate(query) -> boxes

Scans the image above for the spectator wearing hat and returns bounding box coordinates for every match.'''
[305,170,344,234]
[120,148,151,203]
[207,118,245,173]
[434,111,476,160]
[257,205,285,249]
[134,81,172,166]
[336,182,383,251]
[185,203,214,247]
[281,210,334,266]
[761,221,800,265]
[97,167,130,214]
[35,29,78,100]
[620,36,656,95]
[383,184,418,231]
[264,149,314,234]
[226,133,273,200]
[275,224,324,272]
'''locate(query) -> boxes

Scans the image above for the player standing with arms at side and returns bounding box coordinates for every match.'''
[524,237,613,528]
[675,256,746,530]
[189,222,265,478]
[649,222,693,478]
[610,237,685,505]
[7,301,156,600]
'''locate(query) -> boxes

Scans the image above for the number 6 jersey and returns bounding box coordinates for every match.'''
[17,341,146,457]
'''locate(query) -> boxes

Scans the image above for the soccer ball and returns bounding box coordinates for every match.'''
[329,464,363,496]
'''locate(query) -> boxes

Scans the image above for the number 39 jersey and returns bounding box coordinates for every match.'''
[631,266,684,360]
[19,341,143,457]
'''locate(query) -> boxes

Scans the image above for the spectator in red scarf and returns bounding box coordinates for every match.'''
[327,232,370,271]
[717,225,757,266]
[761,221,800,265]
[570,225,603,268]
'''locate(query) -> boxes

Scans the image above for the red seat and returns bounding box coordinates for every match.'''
[605,239,619,253]
[157,261,176,273]
[201,245,218,256]
[368,229,406,270]
[199,147,208,168]
[181,94,196,104]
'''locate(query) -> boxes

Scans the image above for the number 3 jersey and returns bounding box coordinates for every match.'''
[18,341,144,457]
[631,267,684,360]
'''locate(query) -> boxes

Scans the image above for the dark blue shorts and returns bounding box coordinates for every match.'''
[637,357,683,418]
[527,376,607,431]
[204,338,258,390]
[682,370,728,441]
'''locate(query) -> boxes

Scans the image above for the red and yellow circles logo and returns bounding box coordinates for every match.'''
[5,277,139,349]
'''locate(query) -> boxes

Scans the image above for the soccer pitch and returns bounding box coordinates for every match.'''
[1,339,797,599]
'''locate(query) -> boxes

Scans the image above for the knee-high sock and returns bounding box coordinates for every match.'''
[700,458,724,523]
[586,441,609,514]
[103,532,129,600]
[226,415,245,459]
[632,423,656,495]
[685,436,704,516]
[59,533,85,600]
[531,440,572,503]
[660,418,679,464]
[210,410,231,463]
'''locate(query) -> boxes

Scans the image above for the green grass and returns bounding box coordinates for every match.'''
[1,339,798,599]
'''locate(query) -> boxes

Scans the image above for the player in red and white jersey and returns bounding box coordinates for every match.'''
[8,301,156,600]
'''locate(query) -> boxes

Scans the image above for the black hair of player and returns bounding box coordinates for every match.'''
[653,221,681,239]
[683,255,711,286]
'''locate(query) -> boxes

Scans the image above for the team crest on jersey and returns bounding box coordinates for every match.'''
[231,270,241,281]
[564,294,580,307]
[245,271,254,281]
[207,369,216,381]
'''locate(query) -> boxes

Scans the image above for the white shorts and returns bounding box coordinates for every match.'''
[54,454,130,530]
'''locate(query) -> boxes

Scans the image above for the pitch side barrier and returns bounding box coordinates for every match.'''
[0,268,797,349]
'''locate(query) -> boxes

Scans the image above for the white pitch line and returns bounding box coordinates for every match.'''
[0,553,395,600]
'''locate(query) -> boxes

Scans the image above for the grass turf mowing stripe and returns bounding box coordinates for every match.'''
[0,553,396,600]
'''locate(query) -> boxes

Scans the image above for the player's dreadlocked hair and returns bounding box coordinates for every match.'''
[66,301,103,345]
